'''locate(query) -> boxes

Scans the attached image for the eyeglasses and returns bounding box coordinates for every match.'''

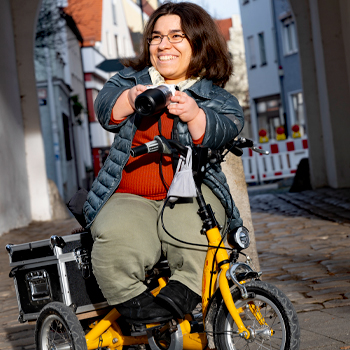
[147,33,186,45]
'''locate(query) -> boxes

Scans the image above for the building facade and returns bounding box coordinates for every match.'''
[66,0,135,177]
[218,15,251,139]
[272,0,305,138]
[239,0,283,142]
[35,0,93,203]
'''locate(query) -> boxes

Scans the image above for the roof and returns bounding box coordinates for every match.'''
[215,18,233,41]
[140,0,155,17]
[65,0,103,47]
[61,9,83,43]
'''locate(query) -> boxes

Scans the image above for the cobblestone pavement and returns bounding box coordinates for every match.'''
[0,187,350,349]
[249,187,350,349]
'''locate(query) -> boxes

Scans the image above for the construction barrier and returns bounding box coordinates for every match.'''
[242,136,309,183]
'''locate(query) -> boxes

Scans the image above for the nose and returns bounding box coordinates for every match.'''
[158,36,172,50]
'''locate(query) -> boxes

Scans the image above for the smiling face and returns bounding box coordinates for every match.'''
[149,15,192,84]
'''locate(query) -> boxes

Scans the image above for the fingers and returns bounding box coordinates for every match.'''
[170,90,187,104]
[168,92,200,123]
[128,85,147,109]
[136,84,147,94]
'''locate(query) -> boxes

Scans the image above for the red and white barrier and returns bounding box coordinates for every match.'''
[242,147,259,183]
[242,136,309,183]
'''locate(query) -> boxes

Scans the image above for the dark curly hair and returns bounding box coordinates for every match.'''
[123,2,233,87]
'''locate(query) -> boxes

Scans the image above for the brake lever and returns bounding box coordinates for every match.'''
[251,146,269,155]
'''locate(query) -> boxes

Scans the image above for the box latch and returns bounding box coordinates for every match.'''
[25,269,52,305]
[74,248,90,279]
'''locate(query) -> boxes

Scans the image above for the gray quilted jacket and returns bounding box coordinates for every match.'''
[83,67,244,229]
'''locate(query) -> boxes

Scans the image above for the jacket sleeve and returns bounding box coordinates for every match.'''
[200,88,244,149]
[93,69,137,133]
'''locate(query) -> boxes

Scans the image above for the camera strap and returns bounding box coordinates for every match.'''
[171,116,180,173]
[157,114,180,189]
[157,115,170,190]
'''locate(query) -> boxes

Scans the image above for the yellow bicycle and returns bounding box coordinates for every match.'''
[34,137,300,350]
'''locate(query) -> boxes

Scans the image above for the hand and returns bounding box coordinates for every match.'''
[127,84,147,109]
[168,91,206,140]
[167,91,200,123]
[112,85,147,121]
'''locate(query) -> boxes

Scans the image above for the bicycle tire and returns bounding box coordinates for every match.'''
[214,280,300,350]
[35,301,87,350]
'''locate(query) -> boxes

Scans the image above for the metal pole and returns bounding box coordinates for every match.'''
[45,46,64,196]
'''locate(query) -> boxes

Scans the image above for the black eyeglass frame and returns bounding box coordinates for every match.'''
[147,33,186,45]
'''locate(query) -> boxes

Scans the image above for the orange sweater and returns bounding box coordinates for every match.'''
[111,112,204,200]
[116,112,174,200]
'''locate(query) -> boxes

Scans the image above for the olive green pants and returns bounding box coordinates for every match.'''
[90,185,226,305]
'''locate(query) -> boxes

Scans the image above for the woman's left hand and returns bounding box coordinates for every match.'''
[168,91,199,123]
[168,91,206,140]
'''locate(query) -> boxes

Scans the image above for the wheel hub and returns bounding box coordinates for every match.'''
[247,325,272,341]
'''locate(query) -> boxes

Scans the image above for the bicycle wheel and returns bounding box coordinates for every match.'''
[214,280,300,350]
[35,302,87,350]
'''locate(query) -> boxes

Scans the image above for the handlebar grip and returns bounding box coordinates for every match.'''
[130,140,159,157]
[130,144,148,157]
[229,146,243,157]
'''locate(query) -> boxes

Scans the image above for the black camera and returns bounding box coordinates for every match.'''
[135,84,176,116]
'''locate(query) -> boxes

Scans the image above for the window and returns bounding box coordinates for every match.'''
[247,35,256,69]
[281,16,298,55]
[258,32,267,65]
[291,92,305,135]
[62,113,72,161]
[255,96,283,140]
[112,0,117,25]
[115,35,119,57]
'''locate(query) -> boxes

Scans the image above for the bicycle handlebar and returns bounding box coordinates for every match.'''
[130,136,269,159]
[131,136,188,158]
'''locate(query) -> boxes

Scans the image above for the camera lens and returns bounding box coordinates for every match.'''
[135,95,156,116]
[135,86,172,116]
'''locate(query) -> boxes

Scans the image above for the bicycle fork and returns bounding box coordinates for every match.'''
[195,185,250,341]
[202,226,251,340]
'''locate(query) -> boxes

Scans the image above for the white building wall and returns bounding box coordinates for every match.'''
[100,0,135,59]
[66,26,93,189]
[0,0,33,235]
[240,0,280,99]
[239,0,281,140]
[9,0,53,229]
[122,0,149,33]
[82,0,135,153]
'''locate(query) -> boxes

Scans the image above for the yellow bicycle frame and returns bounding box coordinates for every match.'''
[84,224,251,349]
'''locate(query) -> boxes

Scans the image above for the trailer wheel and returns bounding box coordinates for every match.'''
[35,302,87,350]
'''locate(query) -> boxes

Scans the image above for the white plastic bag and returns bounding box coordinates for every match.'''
[167,146,197,203]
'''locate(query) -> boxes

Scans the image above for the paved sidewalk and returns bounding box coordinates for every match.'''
[250,187,350,349]
[0,187,349,349]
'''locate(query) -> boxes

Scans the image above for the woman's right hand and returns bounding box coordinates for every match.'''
[127,84,147,110]
[112,85,147,121]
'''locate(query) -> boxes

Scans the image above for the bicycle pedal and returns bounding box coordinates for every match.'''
[131,324,147,336]
[131,323,165,336]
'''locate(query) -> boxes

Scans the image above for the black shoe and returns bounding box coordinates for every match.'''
[115,290,173,324]
[156,281,201,319]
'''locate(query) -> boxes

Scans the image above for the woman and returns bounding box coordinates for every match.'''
[83,2,244,324]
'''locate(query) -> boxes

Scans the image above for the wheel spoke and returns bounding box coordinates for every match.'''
[35,302,87,350]
[214,281,300,350]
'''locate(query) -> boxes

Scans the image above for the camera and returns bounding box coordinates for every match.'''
[135,84,176,116]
